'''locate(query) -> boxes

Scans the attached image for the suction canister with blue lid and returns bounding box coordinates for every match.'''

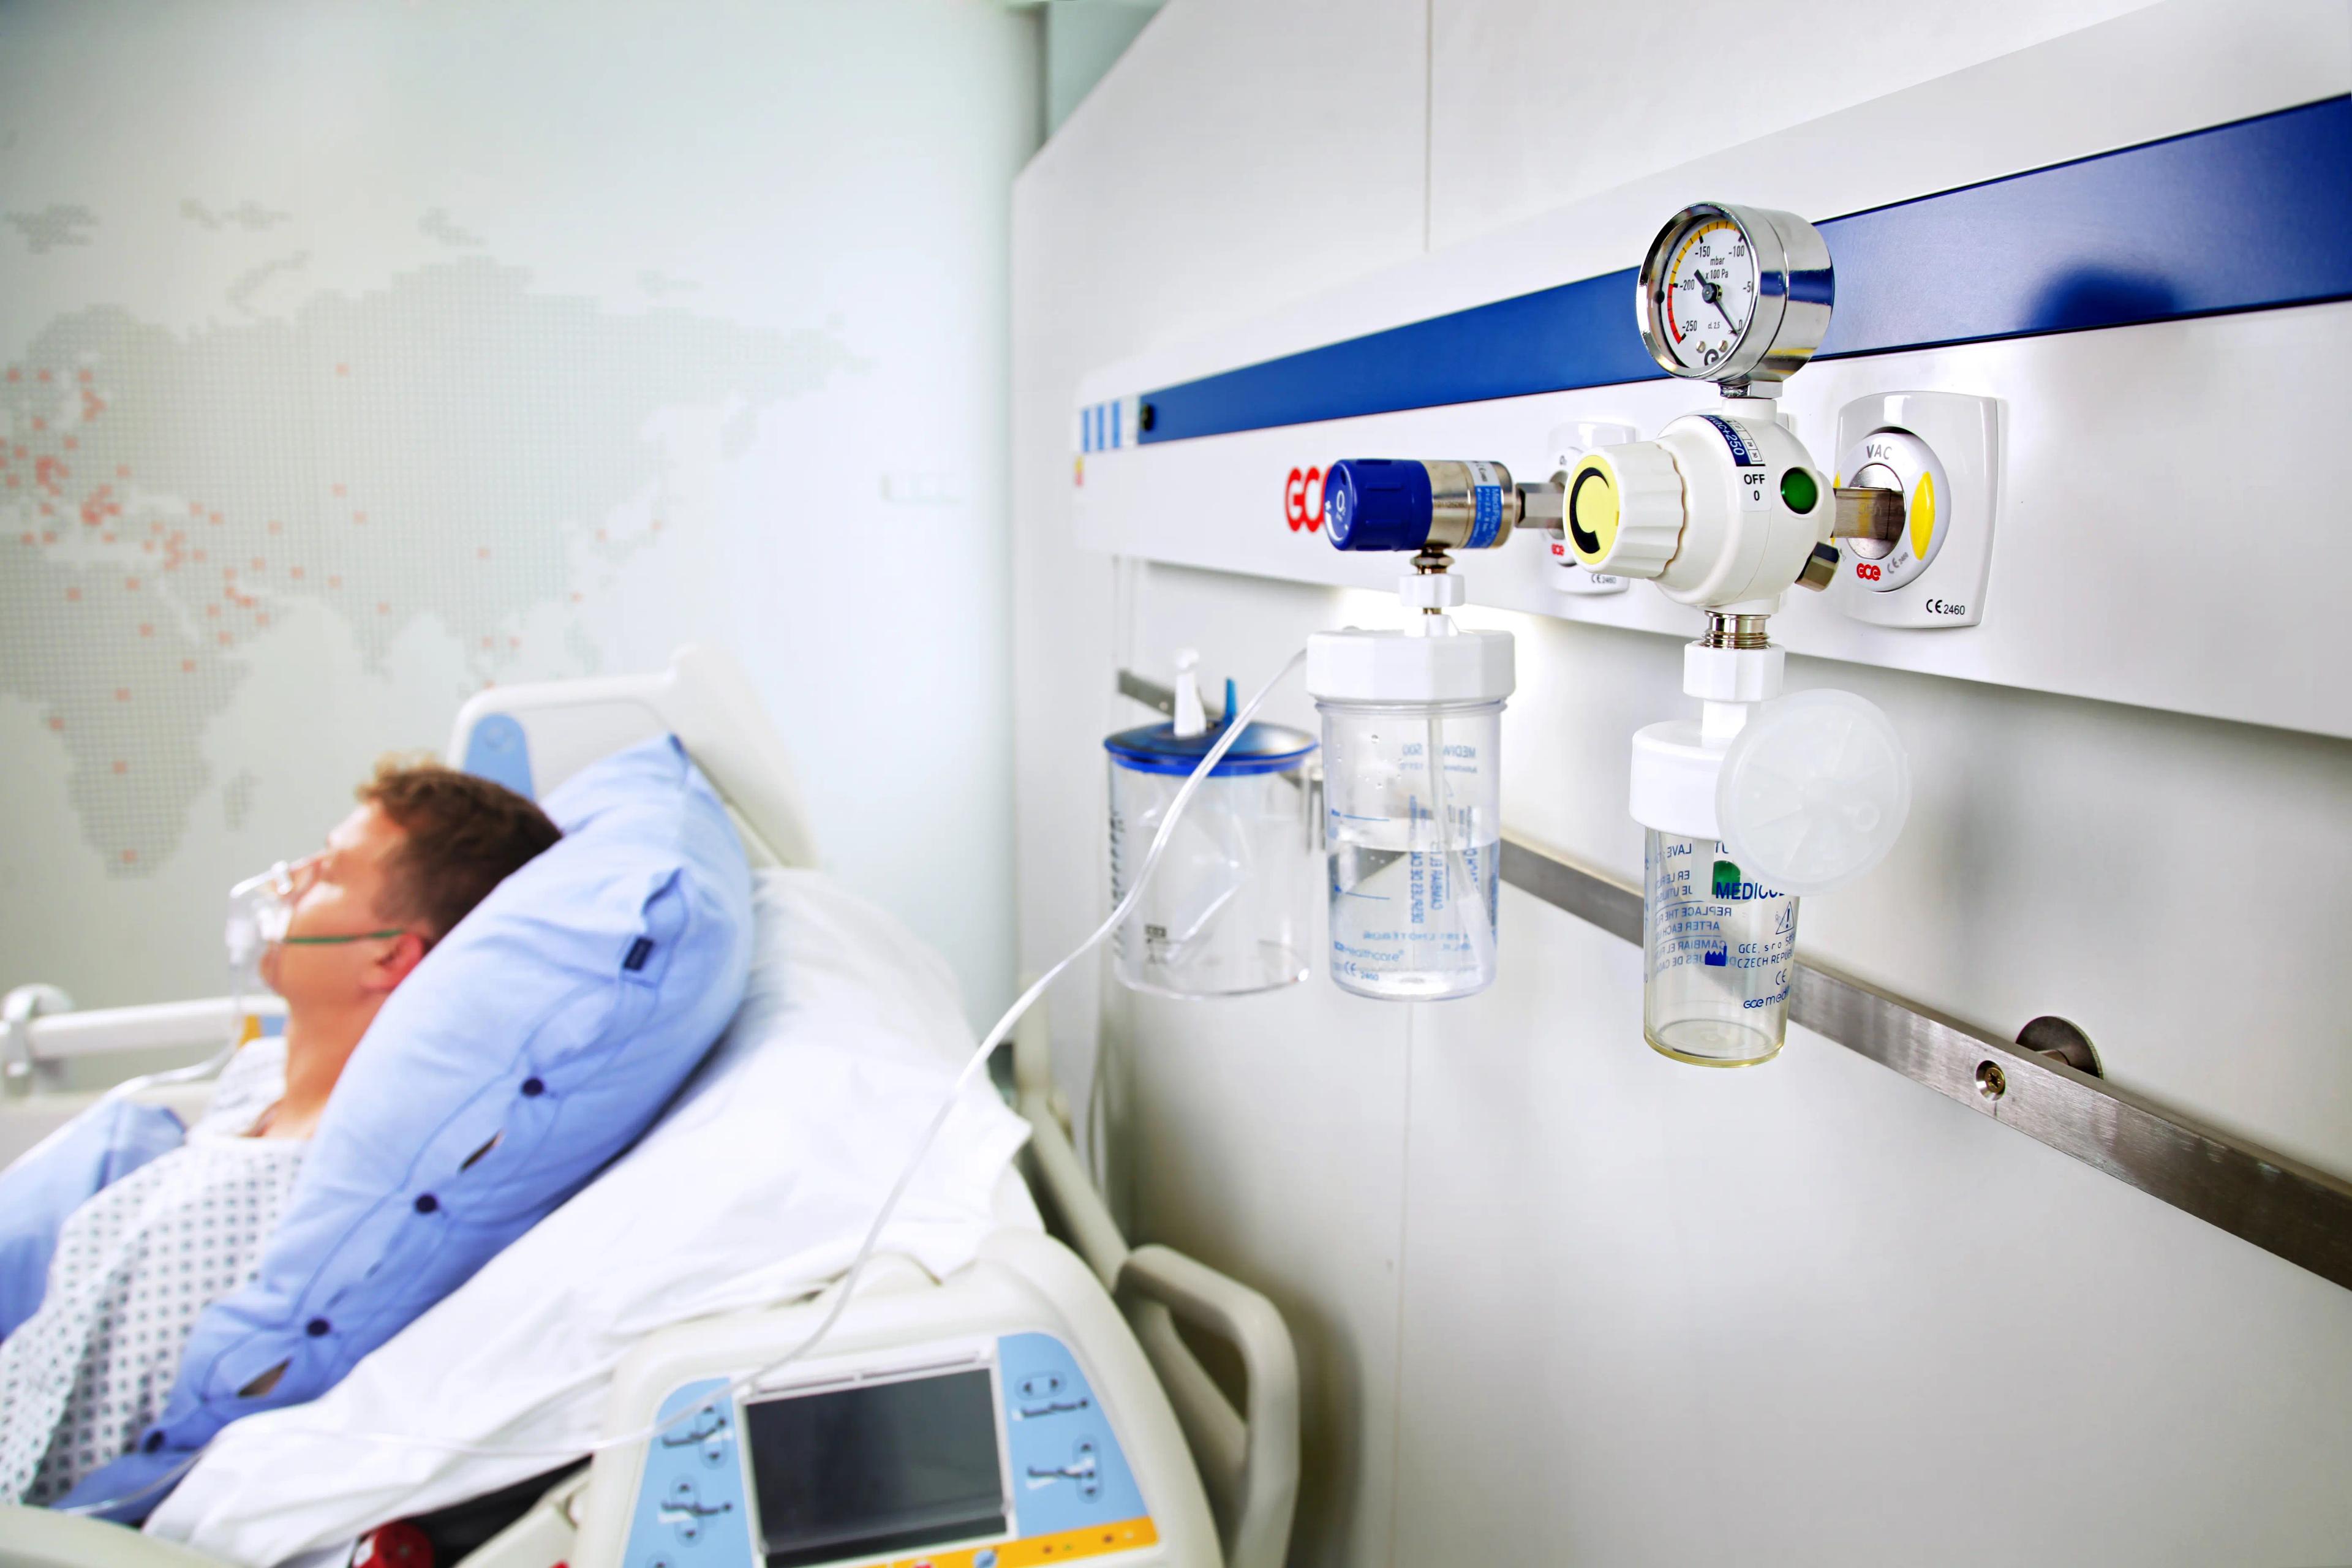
[1106,650,1317,998]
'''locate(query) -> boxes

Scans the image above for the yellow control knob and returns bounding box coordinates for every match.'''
[1565,441,1684,579]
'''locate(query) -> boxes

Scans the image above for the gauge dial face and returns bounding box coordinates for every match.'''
[1654,217,1758,374]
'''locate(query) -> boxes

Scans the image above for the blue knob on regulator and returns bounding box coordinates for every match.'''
[1323,459,1433,552]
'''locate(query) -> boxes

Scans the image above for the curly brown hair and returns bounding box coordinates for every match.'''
[357,757,562,944]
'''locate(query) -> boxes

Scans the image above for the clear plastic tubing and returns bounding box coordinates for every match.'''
[1642,834,1795,1066]
[1307,624,1514,1001]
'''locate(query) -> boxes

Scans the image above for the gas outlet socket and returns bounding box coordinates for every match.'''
[1827,391,2000,628]
[1542,420,1634,595]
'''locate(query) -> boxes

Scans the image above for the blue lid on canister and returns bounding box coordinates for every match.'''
[1104,719,1316,777]
[1323,459,1432,552]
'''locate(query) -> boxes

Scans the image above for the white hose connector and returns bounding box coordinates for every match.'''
[1398,571,1466,612]
[1172,649,1207,737]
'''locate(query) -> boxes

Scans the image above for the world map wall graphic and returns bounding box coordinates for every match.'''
[1,254,854,875]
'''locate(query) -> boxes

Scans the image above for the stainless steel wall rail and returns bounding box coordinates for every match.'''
[1117,668,1185,713]
[1499,833,2352,1294]
[1117,669,2352,1294]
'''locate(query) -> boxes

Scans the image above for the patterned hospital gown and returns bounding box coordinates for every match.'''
[0,1039,304,1504]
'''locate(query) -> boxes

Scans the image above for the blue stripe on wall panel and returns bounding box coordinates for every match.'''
[1137,267,1660,445]
[1136,96,2352,444]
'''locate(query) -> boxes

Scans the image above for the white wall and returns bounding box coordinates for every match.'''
[0,0,1039,1027]
[1013,2,2352,1564]
[1045,1,1167,135]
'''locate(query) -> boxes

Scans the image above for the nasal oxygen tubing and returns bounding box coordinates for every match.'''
[64,644,1313,1515]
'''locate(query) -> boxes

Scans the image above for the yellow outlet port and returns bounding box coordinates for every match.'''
[1567,456,1619,565]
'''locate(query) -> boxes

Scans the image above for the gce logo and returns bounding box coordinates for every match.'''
[1284,466,1324,532]
[1854,561,1882,582]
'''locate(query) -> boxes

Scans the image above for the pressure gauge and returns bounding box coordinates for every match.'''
[1636,203,1834,392]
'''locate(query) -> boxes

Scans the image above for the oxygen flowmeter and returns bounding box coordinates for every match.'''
[1574,202,1912,1066]
[1307,460,1517,1000]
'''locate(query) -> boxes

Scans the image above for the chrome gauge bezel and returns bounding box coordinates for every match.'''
[1636,202,1834,390]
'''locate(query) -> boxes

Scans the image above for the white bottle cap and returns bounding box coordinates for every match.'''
[1398,572,1467,611]
[1683,641,1784,703]
[1306,627,1515,706]
[1629,718,1722,839]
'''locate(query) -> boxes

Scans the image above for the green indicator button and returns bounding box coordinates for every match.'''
[1779,467,1819,513]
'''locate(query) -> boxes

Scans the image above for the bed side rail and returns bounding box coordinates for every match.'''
[4,987,280,1088]
[1010,1002,1299,1568]
[0,1505,221,1567]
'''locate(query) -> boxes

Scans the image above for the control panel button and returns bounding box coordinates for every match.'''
[998,1333,1148,1540]
[623,1379,753,1568]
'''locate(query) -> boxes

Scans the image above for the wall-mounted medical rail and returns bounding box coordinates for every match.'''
[1115,97,2352,445]
[1117,669,2352,1296]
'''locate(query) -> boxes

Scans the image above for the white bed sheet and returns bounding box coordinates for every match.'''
[146,869,1036,1566]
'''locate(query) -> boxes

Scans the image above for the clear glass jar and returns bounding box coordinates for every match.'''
[1642,832,1796,1066]
[1106,722,1316,998]
[1316,698,1502,1000]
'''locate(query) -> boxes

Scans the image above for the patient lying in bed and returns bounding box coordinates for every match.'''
[0,760,559,1504]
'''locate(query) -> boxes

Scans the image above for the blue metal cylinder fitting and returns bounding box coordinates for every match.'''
[1324,458,1519,554]
[1324,459,1434,552]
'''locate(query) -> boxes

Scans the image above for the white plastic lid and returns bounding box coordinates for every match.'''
[1716,689,1910,896]
[1306,626,1514,706]
[1628,719,1719,839]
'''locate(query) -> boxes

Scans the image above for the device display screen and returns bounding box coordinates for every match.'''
[744,1369,1006,1567]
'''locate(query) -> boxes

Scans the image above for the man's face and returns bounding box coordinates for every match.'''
[257,802,419,1005]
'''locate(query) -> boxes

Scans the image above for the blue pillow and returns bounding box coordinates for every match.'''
[67,736,753,1517]
[0,1098,186,1340]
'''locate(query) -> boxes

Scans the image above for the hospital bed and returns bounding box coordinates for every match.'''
[0,647,1300,1568]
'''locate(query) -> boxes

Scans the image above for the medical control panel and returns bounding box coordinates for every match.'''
[1066,86,2352,739]
[617,1333,1155,1568]
[573,1234,1213,1568]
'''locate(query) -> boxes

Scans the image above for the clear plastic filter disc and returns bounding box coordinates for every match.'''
[1714,690,1910,897]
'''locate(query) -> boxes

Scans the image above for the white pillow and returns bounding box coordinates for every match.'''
[147,869,1036,1565]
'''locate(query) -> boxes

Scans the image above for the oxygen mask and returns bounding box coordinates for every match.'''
[227,856,405,979]
[225,862,296,978]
